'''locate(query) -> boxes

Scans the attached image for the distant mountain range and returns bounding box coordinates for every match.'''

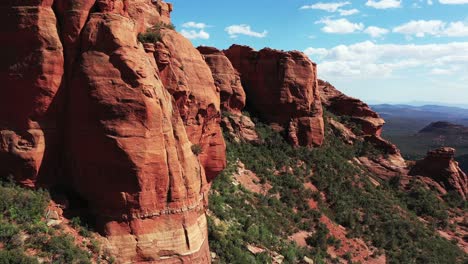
[371,104,468,170]
[371,104,468,136]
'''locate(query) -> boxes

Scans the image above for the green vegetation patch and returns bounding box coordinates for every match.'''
[0,180,94,263]
[209,112,467,264]
[137,22,176,43]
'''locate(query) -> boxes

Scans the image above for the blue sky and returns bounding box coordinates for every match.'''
[169,0,468,106]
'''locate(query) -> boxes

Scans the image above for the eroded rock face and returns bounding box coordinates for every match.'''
[0,0,64,186]
[221,114,259,143]
[319,80,384,136]
[318,80,406,170]
[197,46,246,114]
[224,45,324,147]
[127,0,173,32]
[1,1,215,262]
[151,31,226,182]
[410,147,468,200]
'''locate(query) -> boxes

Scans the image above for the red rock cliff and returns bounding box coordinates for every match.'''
[410,147,468,200]
[0,0,64,186]
[224,45,324,147]
[197,46,246,114]
[151,32,226,182]
[319,79,384,136]
[0,1,217,262]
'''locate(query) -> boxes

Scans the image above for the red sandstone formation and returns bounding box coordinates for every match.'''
[319,80,384,136]
[224,45,324,147]
[0,1,216,262]
[410,147,468,200]
[197,46,246,114]
[0,0,64,186]
[197,46,259,143]
[318,80,406,170]
[151,32,226,182]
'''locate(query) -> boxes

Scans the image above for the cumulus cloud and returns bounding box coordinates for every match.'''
[366,0,402,9]
[393,20,445,37]
[181,30,210,40]
[316,18,364,33]
[225,24,268,38]
[364,26,389,37]
[181,21,210,39]
[339,9,360,16]
[300,2,350,12]
[182,22,207,29]
[304,41,468,79]
[300,2,359,16]
[439,0,468,4]
[393,20,468,37]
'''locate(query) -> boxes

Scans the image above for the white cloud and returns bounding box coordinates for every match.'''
[316,18,364,33]
[180,29,210,40]
[364,26,389,37]
[393,20,445,37]
[180,21,210,40]
[393,20,468,37]
[427,0,433,5]
[304,41,468,79]
[444,22,468,36]
[225,24,268,38]
[366,0,402,9]
[300,2,350,12]
[338,9,360,16]
[439,0,468,4]
[182,22,207,29]
[303,47,329,59]
[431,68,453,75]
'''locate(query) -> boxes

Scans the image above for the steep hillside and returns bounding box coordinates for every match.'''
[209,114,467,264]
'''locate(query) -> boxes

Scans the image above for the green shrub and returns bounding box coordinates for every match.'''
[138,30,162,43]
[0,184,49,224]
[0,221,19,243]
[191,144,203,156]
[137,22,175,43]
[0,250,39,264]
[43,235,91,263]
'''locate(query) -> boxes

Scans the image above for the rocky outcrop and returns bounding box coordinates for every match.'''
[319,80,405,169]
[150,32,226,182]
[197,46,258,143]
[221,114,259,143]
[319,80,384,136]
[224,45,324,147]
[0,1,217,262]
[410,147,468,200]
[197,46,246,114]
